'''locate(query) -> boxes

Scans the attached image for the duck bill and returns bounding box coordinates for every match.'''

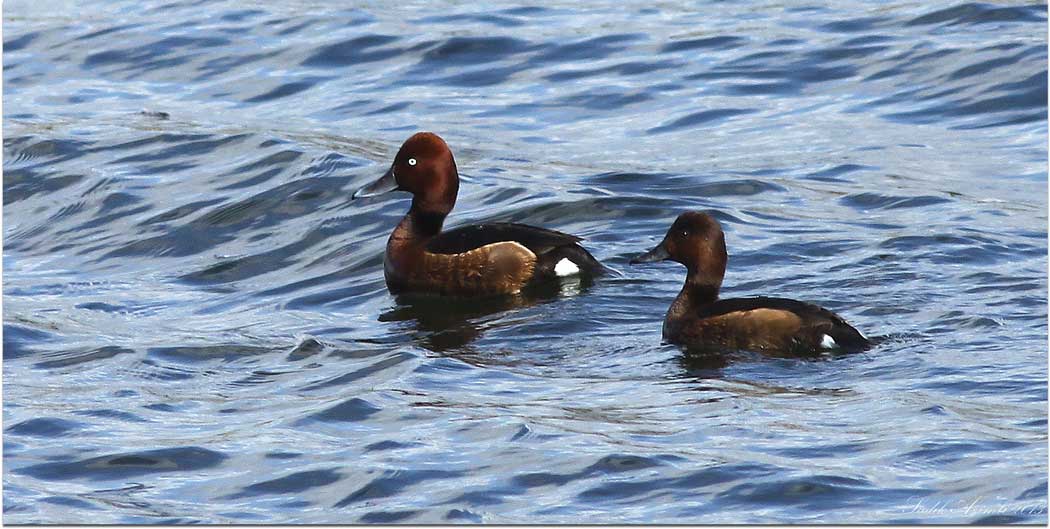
[629,242,671,264]
[352,167,399,199]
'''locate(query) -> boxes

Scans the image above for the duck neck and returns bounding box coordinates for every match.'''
[391,207,446,247]
[667,273,721,323]
[385,208,447,284]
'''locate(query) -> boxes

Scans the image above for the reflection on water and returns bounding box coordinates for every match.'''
[4,0,1047,524]
[377,275,595,353]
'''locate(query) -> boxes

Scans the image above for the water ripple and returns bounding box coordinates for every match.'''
[3,0,1046,524]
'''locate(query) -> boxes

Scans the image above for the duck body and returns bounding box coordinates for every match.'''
[355,132,603,297]
[632,211,869,354]
[663,292,870,354]
[383,214,601,297]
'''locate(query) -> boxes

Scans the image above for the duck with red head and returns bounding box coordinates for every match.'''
[631,211,870,354]
[354,132,604,297]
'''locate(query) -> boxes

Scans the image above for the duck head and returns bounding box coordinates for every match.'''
[353,132,459,215]
[630,211,728,288]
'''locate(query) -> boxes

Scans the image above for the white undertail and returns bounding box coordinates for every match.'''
[820,334,837,349]
[554,258,580,277]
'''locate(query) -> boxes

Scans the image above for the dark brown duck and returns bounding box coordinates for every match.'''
[354,132,603,297]
[631,211,870,354]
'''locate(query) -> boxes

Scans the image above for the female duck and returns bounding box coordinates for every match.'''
[353,132,602,297]
[631,211,870,354]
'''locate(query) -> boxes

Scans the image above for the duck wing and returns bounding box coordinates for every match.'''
[696,297,827,319]
[698,297,870,352]
[426,223,582,255]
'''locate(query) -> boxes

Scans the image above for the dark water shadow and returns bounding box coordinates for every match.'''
[378,277,596,355]
[674,336,883,378]
[14,447,226,481]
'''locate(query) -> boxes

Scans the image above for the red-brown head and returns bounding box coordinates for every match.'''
[630,211,728,289]
[353,132,459,215]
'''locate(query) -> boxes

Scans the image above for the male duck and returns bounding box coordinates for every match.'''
[354,132,603,297]
[631,211,870,354]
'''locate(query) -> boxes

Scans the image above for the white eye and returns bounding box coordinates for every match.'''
[408,158,417,166]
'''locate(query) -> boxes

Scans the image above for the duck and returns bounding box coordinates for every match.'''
[353,132,603,297]
[630,211,870,354]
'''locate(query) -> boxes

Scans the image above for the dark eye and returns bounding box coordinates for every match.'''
[680,230,689,237]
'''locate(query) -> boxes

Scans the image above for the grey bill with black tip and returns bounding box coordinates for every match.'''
[629,242,671,264]
[352,167,399,199]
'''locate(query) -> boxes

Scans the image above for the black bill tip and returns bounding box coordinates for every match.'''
[629,243,670,265]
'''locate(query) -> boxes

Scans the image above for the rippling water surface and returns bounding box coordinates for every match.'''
[4,0,1047,524]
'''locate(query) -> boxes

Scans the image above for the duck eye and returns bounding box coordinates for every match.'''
[408,158,417,166]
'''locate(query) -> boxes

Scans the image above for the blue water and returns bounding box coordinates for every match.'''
[4,0,1047,524]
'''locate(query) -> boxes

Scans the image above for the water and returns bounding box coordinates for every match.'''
[3,0,1047,524]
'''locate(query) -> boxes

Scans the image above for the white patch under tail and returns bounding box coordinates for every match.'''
[820,334,837,349]
[554,258,580,277]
